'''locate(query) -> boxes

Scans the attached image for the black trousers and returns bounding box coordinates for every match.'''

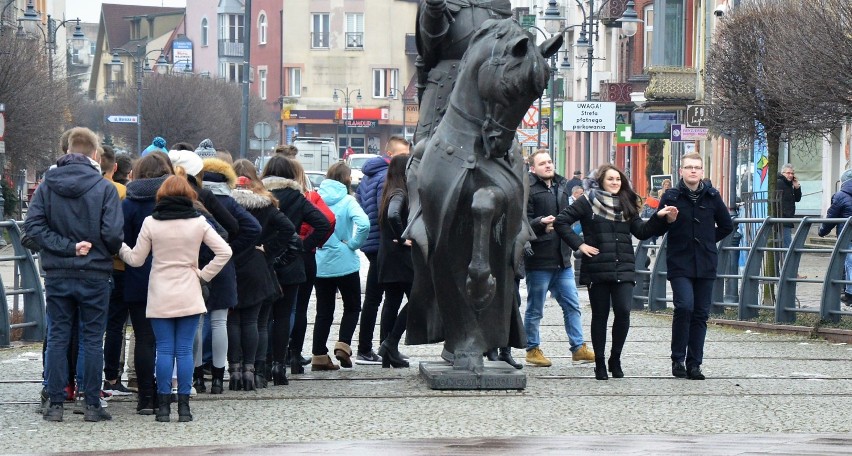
[357,252,384,354]
[312,271,361,355]
[587,281,633,360]
[227,301,262,365]
[380,281,411,344]
[103,271,127,381]
[291,253,317,356]
[126,299,155,397]
[271,284,299,364]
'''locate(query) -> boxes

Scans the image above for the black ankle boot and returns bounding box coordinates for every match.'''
[378,340,409,368]
[242,364,256,391]
[192,366,207,393]
[271,362,289,385]
[608,357,624,378]
[228,364,242,391]
[136,393,155,415]
[290,350,305,375]
[484,348,499,361]
[254,361,267,389]
[177,394,192,422]
[155,393,171,422]
[594,358,608,380]
[210,367,225,394]
[498,347,523,369]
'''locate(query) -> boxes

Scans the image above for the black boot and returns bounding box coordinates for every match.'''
[193,366,207,393]
[177,394,192,422]
[155,393,171,422]
[228,363,242,391]
[608,357,624,378]
[290,350,305,375]
[498,347,523,369]
[254,361,267,389]
[594,358,608,380]
[136,392,155,415]
[242,364,256,391]
[483,348,499,361]
[271,362,289,385]
[210,366,225,394]
[378,340,409,368]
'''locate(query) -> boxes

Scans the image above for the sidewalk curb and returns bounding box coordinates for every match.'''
[708,319,852,344]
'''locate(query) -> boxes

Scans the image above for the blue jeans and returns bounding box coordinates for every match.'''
[151,315,201,395]
[670,277,715,368]
[845,250,852,295]
[782,225,793,249]
[44,276,111,406]
[524,268,585,352]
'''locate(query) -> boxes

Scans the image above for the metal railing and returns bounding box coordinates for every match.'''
[633,216,852,324]
[0,220,45,347]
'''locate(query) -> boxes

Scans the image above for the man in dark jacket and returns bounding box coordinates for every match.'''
[658,153,733,380]
[565,170,583,191]
[777,164,802,249]
[26,127,123,422]
[818,169,852,305]
[353,136,409,364]
[524,150,594,367]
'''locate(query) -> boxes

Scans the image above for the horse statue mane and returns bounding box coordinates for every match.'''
[405,18,563,371]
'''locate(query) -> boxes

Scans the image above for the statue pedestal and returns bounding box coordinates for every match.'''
[419,361,527,390]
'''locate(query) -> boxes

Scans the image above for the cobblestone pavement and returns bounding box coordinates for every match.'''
[1,251,851,454]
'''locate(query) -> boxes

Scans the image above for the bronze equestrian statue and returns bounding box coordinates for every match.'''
[405,17,563,372]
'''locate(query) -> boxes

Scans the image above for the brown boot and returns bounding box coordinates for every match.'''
[311,354,340,371]
[333,342,353,368]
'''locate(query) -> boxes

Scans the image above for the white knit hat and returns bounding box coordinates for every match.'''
[168,149,203,177]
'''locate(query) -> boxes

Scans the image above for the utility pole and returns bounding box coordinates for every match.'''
[239,0,252,159]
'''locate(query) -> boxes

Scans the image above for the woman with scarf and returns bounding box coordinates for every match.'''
[554,164,676,380]
[119,175,232,422]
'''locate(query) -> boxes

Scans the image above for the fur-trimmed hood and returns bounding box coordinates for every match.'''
[262,176,302,192]
[231,188,274,209]
[201,158,237,188]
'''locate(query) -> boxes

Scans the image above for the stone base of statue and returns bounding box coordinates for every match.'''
[419,351,526,390]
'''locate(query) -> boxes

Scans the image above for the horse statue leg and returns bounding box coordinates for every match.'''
[465,186,504,310]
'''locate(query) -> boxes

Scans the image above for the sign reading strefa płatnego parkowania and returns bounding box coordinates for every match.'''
[563,102,616,132]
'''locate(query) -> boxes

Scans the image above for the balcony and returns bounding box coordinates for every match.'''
[600,82,633,104]
[218,39,244,58]
[644,66,698,101]
[346,32,363,49]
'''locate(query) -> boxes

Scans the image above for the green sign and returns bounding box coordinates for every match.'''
[616,123,646,145]
[521,15,536,29]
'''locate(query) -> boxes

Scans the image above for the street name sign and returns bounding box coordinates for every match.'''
[106,115,139,124]
[563,102,616,132]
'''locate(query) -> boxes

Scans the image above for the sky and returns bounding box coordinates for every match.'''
[68,0,187,23]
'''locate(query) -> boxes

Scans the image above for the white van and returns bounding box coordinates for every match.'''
[292,137,337,172]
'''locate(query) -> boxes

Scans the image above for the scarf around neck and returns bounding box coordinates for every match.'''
[588,188,623,222]
[151,196,200,220]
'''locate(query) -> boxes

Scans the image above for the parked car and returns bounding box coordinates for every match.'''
[345,153,380,189]
[306,171,325,190]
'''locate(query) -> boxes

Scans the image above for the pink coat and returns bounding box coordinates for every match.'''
[119,215,232,319]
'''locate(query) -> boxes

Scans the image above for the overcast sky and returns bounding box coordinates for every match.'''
[68,0,187,23]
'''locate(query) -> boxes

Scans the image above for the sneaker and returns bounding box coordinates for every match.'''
[571,343,595,362]
[126,378,138,390]
[190,386,197,397]
[100,390,112,401]
[170,387,178,403]
[84,404,112,422]
[64,384,75,402]
[37,387,49,414]
[841,293,852,304]
[43,403,64,422]
[103,380,132,396]
[73,393,85,415]
[355,350,383,365]
[525,347,552,367]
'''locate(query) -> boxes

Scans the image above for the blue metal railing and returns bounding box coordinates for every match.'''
[0,220,45,347]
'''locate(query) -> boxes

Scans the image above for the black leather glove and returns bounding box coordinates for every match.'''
[200,278,210,301]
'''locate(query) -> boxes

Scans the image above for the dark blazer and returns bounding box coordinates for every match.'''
[554,194,663,285]
[378,189,413,284]
[776,172,802,219]
[819,179,852,237]
[658,181,734,280]
[526,173,574,270]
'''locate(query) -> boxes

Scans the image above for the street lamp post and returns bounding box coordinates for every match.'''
[332,87,362,156]
[387,87,405,141]
[524,23,560,157]
[0,0,39,36]
[545,0,640,171]
[17,15,85,81]
[109,46,167,154]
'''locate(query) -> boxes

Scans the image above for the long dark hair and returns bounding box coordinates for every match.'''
[261,155,298,180]
[378,154,409,224]
[594,163,641,219]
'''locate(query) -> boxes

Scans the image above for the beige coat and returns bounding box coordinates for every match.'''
[119,215,232,318]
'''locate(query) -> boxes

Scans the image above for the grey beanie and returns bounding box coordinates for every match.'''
[842,169,852,184]
[195,138,217,158]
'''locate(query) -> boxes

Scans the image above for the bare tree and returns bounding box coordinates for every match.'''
[107,74,275,156]
[0,33,69,172]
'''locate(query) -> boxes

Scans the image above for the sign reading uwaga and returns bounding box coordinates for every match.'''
[563,102,616,132]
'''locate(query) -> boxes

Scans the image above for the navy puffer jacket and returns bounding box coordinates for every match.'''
[819,179,852,237]
[355,156,389,254]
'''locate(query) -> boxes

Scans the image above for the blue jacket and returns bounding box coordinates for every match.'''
[355,156,389,254]
[658,180,734,279]
[24,154,123,277]
[819,179,852,237]
[206,189,261,310]
[122,176,167,299]
[316,179,370,278]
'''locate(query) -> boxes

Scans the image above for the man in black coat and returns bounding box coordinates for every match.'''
[565,170,583,192]
[524,150,595,367]
[777,163,802,249]
[658,153,733,380]
[26,127,123,422]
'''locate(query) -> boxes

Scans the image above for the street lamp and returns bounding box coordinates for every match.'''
[16,15,84,81]
[109,45,167,154]
[332,87,362,156]
[549,0,641,171]
[1,0,40,36]
[524,23,561,157]
[387,87,406,141]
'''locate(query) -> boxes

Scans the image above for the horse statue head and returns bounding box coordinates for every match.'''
[449,18,563,159]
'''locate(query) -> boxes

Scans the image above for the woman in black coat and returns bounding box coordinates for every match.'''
[377,154,412,368]
[554,164,675,380]
[229,160,295,390]
[261,156,332,384]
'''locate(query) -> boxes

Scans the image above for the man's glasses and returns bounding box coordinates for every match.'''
[682,165,703,171]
